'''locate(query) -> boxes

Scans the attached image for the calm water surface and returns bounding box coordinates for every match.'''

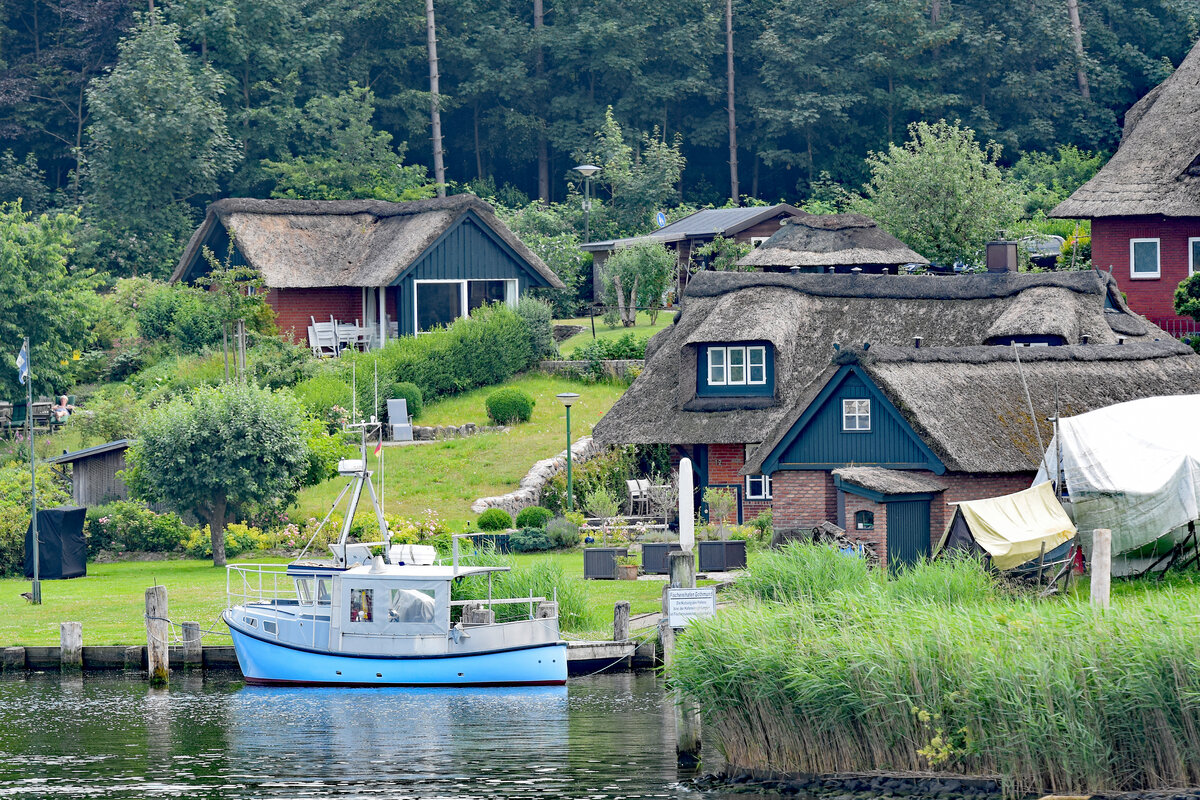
[0,671,761,799]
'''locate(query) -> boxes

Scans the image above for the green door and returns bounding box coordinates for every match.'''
[886,499,930,572]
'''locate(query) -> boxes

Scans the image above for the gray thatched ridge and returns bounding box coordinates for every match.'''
[743,344,1200,475]
[171,195,563,289]
[833,467,947,496]
[739,213,927,268]
[1051,40,1200,219]
[592,269,1177,455]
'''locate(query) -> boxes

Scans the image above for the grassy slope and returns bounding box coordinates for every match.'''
[294,374,626,528]
[554,311,673,356]
[0,550,718,645]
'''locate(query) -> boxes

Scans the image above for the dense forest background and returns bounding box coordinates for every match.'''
[1,0,1199,279]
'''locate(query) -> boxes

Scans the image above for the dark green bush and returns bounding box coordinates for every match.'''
[515,505,553,528]
[249,336,314,389]
[169,293,224,350]
[107,346,146,381]
[136,283,184,341]
[85,501,192,556]
[573,332,648,361]
[510,527,555,552]
[388,381,423,421]
[477,508,513,531]
[516,296,555,359]
[545,516,581,549]
[541,447,635,515]
[486,387,535,424]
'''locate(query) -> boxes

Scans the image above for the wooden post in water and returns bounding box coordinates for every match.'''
[60,622,82,670]
[1091,528,1111,610]
[182,621,202,668]
[613,602,630,641]
[664,550,701,765]
[145,586,169,686]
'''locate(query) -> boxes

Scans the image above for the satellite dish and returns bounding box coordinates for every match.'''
[656,211,667,228]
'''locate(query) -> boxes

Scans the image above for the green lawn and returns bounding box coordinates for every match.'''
[295,374,627,528]
[0,550,719,645]
[555,310,674,356]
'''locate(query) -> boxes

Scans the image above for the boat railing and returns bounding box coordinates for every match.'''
[227,563,295,607]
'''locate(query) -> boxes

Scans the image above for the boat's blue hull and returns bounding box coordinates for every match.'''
[227,623,568,687]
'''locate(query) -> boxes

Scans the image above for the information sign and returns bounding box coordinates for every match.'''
[668,587,717,629]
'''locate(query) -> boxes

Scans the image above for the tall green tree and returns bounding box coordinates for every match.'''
[0,202,97,400]
[602,241,674,326]
[83,11,238,277]
[854,120,1021,266]
[124,383,310,567]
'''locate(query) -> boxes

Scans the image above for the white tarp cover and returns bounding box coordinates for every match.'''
[1034,394,1200,558]
[955,482,1076,570]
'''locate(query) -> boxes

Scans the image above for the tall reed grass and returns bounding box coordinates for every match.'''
[674,544,1200,796]
[450,551,589,629]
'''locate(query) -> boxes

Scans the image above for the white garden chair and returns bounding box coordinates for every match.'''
[386,398,414,442]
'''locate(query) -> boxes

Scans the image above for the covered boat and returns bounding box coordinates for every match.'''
[937,481,1076,572]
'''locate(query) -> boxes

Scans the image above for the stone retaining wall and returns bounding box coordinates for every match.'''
[411,422,508,441]
[471,436,603,517]
[538,359,644,380]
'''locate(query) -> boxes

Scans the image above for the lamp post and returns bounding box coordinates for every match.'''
[573,164,600,242]
[557,392,580,511]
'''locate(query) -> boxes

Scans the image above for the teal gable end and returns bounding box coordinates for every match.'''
[760,365,945,474]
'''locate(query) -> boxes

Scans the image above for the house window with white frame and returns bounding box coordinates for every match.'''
[706,345,768,386]
[1130,238,1161,279]
[1190,238,1200,276]
[842,398,871,431]
[745,474,772,500]
[415,278,517,332]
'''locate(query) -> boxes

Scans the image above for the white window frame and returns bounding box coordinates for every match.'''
[707,347,727,385]
[1190,237,1200,276]
[1129,238,1161,280]
[745,474,772,500]
[414,278,518,333]
[747,346,767,385]
[842,398,871,432]
[706,345,768,387]
[727,346,747,385]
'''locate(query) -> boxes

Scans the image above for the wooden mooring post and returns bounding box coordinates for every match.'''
[145,585,169,686]
[661,550,702,766]
[60,622,82,671]
[613,602,630,641]
[1091,528,1111,610]
[182,622,202,668]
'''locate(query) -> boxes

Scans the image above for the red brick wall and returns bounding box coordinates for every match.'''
[771,470,837,531]
[1091,216,1200,323]
[708,443,745,484]
[843,494,888,567]
[265,287,366,343]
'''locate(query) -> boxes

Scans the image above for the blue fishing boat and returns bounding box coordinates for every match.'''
[223,434,566,687]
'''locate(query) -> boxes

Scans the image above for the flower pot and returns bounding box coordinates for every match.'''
[641,542,683,574]
[617,564,638,581]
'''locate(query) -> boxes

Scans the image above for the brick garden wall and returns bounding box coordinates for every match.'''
[1091,216,1200,323]
[843,494,888,567]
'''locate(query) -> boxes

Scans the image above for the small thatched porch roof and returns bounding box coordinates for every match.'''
[832,467,947,496]
[171,195,563,289]
[738,213,927,268]
[1051,40,1200,219]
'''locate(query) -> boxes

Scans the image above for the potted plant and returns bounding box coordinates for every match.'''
[616,555,639,580]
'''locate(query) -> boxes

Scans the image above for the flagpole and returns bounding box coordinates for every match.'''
[25,338,39,605]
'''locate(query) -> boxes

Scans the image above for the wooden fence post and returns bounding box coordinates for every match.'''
[613,601,630,641]
[145,585,169,686]
[182,622,202,668]
[1091,528,1111,610]
[60,622,82,671]
[664,550,701,765]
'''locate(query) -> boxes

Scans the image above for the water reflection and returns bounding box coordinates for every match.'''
[0,672,745,799]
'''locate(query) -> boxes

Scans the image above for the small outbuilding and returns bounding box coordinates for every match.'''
[738,213,928,274]
[47,439,132,507]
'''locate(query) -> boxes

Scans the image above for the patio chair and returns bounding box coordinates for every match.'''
[626,479,651,516]
[309,317,339,357]
[386,398,414,442]
[1,404,24,437]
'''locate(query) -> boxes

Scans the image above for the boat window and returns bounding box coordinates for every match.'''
[242,616,258,628]
[295,578,314,605]
[350,588,374,623]
[389,589,436,623]
[316,579,332,606]
[262,621,277,635]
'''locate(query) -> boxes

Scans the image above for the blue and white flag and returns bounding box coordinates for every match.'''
[15,342,28,386]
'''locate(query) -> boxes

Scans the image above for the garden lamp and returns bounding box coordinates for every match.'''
[573,165,600,242]
[557,392,580,511]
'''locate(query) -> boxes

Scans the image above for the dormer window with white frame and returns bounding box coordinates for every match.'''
[842,398,871,431]
[1130,238,1161,279]
[707,345,768,386]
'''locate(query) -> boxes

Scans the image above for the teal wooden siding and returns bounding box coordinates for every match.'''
[178,223,248,284]
[696,342,775,397]
[762,366,945,473]
[886,499,931,571]
[395,210,555,335]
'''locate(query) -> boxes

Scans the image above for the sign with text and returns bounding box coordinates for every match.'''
[668,587,717,629]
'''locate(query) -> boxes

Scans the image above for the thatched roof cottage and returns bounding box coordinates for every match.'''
[1051,39,1200,334]
[172,196,564,342]
[737,213,928,273]
[592,270,1200,569]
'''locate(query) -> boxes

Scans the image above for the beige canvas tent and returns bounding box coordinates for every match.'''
[938,482,1076,570]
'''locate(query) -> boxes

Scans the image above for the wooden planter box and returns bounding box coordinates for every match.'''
[698,540,747,572]
[583,547,629,580]
[641,542,683,575]
[476,532,511,554]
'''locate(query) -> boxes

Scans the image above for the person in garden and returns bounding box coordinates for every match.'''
[51,395,75,422]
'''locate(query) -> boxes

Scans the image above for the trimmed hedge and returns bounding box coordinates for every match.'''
[510,527,554,552]
[388,381,423,420]
[477,508,513,531]
[486,387,535,424]
[515,505,553,529]
[85,501,193,556]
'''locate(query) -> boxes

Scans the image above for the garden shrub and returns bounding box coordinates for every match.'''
[169,292,224,350]
[515,505,553,528]
[477,508,513,531]
[184,522,272,559]
[541,447,636,515]
[293,373,353,429]
[516,295,555,359]
[249,336,315,389]
[136,283,185,341]
[301,419,355,486]
[510,527,554,552]
[545,516,581,549]
[84,501,191,555]
[486,387,535,424]
[388,381,423,420]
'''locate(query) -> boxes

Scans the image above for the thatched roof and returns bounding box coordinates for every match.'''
[833,467,947,496]
[1051,41,1200,218]
[592,270,1175,453]
[171,196,563,289]
[743,343,1200,475]
[739,213,927,268]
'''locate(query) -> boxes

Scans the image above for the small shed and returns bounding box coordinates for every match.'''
[47,440,131,506]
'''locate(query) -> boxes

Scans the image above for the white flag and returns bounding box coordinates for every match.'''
[15,342,28,386]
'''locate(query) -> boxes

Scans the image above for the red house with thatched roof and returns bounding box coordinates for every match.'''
[1051,40,1200,336]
